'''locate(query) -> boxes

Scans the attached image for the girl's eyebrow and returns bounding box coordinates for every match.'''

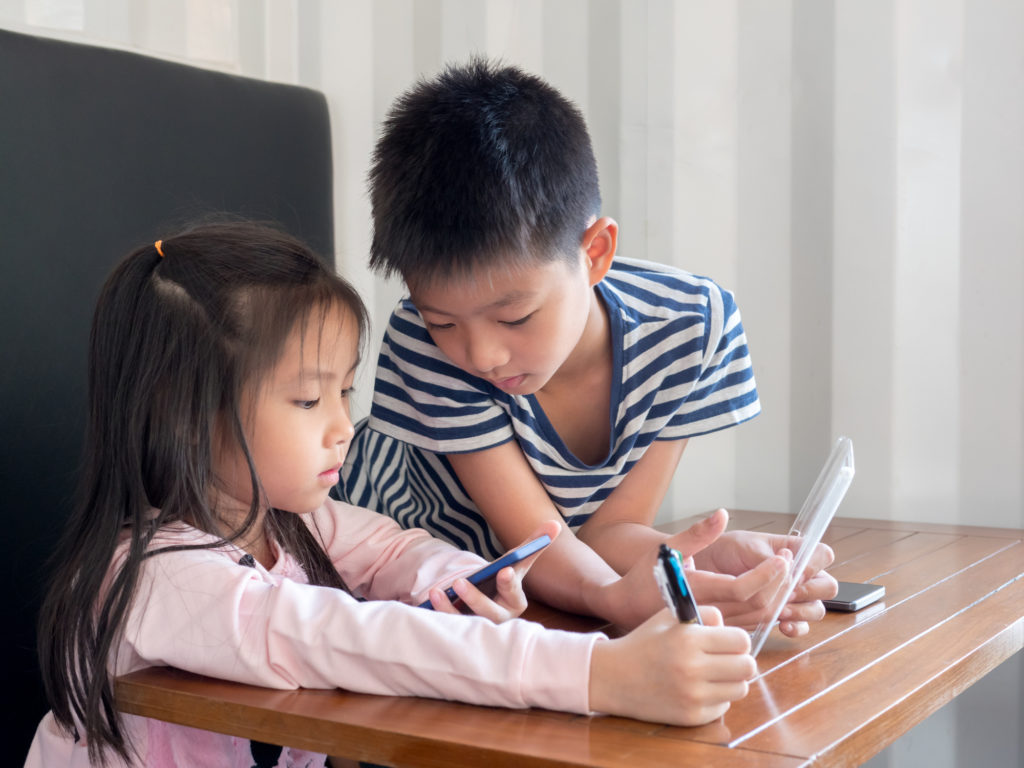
[291,360,360,383]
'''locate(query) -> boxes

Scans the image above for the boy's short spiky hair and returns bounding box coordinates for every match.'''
[368,58,601,285]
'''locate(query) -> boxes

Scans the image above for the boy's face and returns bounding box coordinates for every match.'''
[213,304,359,518]
[409,253,597,396]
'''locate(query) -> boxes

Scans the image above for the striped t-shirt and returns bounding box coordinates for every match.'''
[339,257,760,558]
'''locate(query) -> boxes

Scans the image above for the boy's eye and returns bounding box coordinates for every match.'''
[425,321,454,331]
[501,312,534,327]
[341,387,354,399]
[296,399,320,409]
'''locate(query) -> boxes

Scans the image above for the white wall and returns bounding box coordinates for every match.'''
[3,1,1021,765]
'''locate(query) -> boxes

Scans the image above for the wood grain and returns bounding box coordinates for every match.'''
[115,515,1024,767]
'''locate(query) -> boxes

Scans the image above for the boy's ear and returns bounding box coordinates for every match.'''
[581,217,618,286]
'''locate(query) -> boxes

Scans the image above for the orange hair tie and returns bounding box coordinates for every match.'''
[154,240,165,258]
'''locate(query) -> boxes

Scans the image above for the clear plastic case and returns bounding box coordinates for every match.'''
[749,436,855,657]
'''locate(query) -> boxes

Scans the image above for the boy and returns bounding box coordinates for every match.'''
[340,59,835,630]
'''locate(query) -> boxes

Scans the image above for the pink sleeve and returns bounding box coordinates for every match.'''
[119,527,598,715]
[304,498,489,603]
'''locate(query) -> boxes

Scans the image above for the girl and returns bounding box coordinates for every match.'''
[27,221,755,768]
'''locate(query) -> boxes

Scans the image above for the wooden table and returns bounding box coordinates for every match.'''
[116,511,1024,767]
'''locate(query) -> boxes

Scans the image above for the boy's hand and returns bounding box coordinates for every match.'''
[687,524,838,637]
[589,605,755,726]
[605,509,730,629]
[427,521,560,624]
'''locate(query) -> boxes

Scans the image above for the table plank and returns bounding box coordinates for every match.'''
[739,565,1024,765]
[116,667,810,767]
[667,538,1023,750]
[113,514,1024,767]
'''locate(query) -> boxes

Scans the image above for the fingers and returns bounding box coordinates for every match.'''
[446,566,528,623]
[779,596,826,624]
[664,508,729,561]
[425,585,461,615]
[778,620,810,638]
[804,542,835,575]
[687,555,788,607]
[789,571,839,603]
[688,625,756,690]
[776,538,835,580]
[698,604,724,627]
[589,612,756,727]
[490,566,528,616]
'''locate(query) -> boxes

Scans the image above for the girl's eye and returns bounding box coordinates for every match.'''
[501,312,534,327]
[296,399,320,409]
[341,387,354,399]
[425,321,454,331]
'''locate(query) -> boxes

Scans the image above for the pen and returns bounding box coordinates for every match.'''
[654,543,702,624]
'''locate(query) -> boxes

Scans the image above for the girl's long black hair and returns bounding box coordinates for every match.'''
[36,220,368,765]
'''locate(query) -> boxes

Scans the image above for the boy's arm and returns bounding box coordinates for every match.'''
[574,438,688,573]
[447,441,665,628]
[450,439,834,634]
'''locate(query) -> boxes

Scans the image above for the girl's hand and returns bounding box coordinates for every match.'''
[588,605,756,726]
[427,521,561,624]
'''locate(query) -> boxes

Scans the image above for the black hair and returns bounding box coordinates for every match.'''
[36,220,368,765]
[368,57,601,287]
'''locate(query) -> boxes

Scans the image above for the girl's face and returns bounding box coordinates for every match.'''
[213,303,359,520]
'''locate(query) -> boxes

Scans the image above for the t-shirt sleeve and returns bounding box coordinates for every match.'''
[367,300,514,453]
[659,281,760,439]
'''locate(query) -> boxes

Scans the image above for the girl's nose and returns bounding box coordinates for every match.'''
[326,400,354,447]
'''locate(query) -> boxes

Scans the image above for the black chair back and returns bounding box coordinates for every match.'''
[0,28,334,759]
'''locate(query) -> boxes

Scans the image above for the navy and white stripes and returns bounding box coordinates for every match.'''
[338,257,759,558]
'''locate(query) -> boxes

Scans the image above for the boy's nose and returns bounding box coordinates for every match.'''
[466,332,509,374]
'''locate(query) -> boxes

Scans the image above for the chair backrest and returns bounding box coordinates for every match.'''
[0,27,334,760]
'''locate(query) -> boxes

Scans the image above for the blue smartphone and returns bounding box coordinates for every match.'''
[418,534,552,610]
[655,543,702,624]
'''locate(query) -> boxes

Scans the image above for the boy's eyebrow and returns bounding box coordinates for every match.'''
[415,290,534,315]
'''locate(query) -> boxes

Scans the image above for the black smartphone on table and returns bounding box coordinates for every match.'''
[418,534,552,610]
[823,581,885,612]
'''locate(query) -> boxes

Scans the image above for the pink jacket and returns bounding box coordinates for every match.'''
[25,500,599,767]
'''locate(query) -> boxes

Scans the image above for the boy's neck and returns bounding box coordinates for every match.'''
[535,288,614,464]
[541,287,611,395]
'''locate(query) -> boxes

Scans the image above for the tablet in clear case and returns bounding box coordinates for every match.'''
[749,436,855,657]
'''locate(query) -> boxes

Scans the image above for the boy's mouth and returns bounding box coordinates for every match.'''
[491,374,526,391]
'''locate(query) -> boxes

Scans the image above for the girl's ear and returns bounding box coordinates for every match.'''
[580,217,618,286]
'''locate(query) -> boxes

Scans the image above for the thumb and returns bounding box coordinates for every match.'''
[664,508,728,560]
[516,519,561,549]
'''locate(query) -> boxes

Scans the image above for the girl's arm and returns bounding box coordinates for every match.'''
[309,499,556,623]
[123,541,756,727]
[122,543,596,714]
